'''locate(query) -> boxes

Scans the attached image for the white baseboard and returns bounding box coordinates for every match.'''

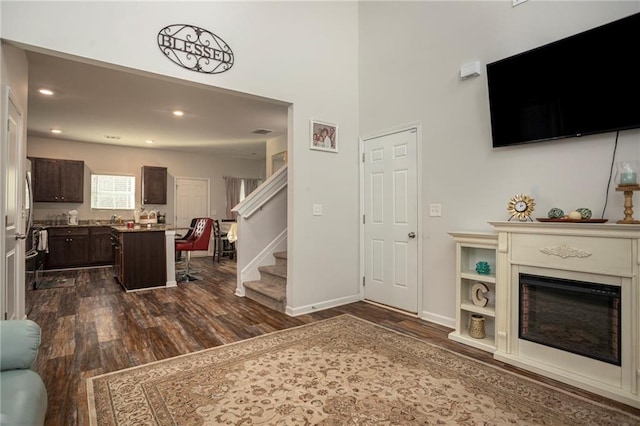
[286,294,361,316]
[420,310,455,328]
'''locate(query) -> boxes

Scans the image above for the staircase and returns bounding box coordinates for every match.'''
[243,251,287,312]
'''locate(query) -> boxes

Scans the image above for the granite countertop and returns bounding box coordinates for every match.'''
[111,224,178,233]
[33,221,176,231]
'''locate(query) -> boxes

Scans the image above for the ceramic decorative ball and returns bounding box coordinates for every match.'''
[547,207,564,219]
[568,210,582,220]
[576,208,592,220]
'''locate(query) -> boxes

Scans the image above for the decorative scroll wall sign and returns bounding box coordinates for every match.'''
[157,24,234,74]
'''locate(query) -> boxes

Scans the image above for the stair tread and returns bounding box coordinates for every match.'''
[273,251,288,259]
[244,280,286,301]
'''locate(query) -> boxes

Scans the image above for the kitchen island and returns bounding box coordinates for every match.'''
[110,225,178,290]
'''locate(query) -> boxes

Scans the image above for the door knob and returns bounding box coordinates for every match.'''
[408,232,416,239]
[15,233,26,240]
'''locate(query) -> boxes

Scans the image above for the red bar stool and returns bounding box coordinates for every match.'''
[175,217,213,282]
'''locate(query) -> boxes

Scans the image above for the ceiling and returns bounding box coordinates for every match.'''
[26,51,289,160]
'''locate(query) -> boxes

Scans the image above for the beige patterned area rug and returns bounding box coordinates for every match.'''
[87,315,638,425]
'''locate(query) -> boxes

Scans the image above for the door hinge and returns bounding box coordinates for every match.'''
[362,214,365,224]
[362,276,365,287]
[362,153,365,163]
[4,312,7,320]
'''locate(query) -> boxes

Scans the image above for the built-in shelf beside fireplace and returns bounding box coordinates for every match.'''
[487,221,639,409]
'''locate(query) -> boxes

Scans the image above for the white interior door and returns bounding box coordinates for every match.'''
[2,88,25,320]
[363,127,418,313]
[175,177,210,253]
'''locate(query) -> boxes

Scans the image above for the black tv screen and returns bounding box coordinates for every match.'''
[487,12,640,148]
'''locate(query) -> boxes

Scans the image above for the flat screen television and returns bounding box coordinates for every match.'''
[486,12,640,148]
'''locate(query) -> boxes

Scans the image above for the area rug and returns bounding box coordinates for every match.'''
[35,276,75,290]
[87,315,639,425]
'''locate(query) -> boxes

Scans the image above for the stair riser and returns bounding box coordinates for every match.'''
[275,258,287,268]
[245,288,286,313]
[258,272,287,287]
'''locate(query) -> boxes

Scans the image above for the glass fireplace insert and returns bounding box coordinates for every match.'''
[519,273,621,366]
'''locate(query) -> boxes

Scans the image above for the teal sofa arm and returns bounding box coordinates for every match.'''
[0,320,41,371]
[0,320,47,426]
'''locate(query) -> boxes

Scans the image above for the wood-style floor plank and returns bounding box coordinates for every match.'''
[26,257,640,426]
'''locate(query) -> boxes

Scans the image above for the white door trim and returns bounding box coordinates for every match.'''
[359,122,423,315]
[2,85,26,320]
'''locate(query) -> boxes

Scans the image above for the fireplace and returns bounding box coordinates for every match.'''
[489,221,639,408]
[519,273,621,366]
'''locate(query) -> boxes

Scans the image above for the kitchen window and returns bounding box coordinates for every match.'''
[91,174,135,210]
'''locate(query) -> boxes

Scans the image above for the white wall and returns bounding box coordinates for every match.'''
[2,1,360,312]
[27,137,264,223]
[359,1,640,325]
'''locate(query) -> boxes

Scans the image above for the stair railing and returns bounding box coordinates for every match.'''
[231,165,287,296]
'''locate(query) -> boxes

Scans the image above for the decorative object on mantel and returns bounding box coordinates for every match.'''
[474,261,491,275]
[575,207,592,219]
[542,206,600,222]
[536,218,608,223]
[615,184,640,224]
[547,207,564,218]
[616,161,639,186]
[615,161,640,224]
[471,282,489,307]
[468,314,486,339]
[507,194,535,222]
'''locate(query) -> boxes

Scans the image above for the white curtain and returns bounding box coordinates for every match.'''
[244,178,261,197]
[224,177,263,219]
[224,177,243,220]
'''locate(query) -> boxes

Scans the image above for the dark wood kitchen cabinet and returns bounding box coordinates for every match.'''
[141,166,167,205]
[31,157,84,203]
[89,226,114,265]
[45,226,114,269]
[45,227,89,269]
[112,228,166,290]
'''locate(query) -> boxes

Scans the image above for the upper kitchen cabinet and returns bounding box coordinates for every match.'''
[31,157,84,203]
[141,166,167,205]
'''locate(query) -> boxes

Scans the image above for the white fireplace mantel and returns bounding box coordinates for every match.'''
[489,221,640,409]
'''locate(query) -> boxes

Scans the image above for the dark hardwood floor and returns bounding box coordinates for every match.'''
[26,257,640,425]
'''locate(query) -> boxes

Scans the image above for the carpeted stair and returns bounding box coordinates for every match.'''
[243,251,287,312]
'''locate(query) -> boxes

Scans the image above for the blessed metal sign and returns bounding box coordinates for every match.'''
[158,24,234,74]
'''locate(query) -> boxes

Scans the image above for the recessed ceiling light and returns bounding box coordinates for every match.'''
[173,110,184,117]
[145,139,154,144]
[39,89,55,96]
[50,129,62,134]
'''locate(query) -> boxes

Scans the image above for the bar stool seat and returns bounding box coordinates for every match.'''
[175,217,213,282]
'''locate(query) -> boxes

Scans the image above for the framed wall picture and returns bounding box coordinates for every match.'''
[310,120,338,153]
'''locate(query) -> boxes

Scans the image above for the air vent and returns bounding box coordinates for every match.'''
[104,135,122,140]
[251,128,273,135]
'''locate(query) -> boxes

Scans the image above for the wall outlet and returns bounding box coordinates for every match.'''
[429,204,442,217]
[313,204,323,216]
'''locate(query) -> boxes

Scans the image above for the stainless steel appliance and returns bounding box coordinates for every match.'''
[24,160,43,314]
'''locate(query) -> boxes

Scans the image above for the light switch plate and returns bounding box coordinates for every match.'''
[313,204,323,216]
[429,204,442,217]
